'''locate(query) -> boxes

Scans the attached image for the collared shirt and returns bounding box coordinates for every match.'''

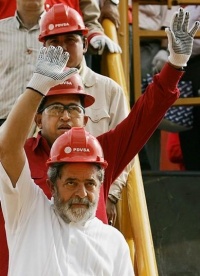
[80,57,129,137]
[0,12,42,119]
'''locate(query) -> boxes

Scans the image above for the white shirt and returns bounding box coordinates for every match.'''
[0,12,42,119]
[0,160,134,276]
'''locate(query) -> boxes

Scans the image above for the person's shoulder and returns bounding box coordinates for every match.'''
[93,69,118,84]
[0,16,16,30]
[84,64,120,84]
[92,218,126,239]
[91,70,124,93]
[0,16,15,24]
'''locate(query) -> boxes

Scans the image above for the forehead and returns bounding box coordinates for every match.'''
[60,163,99,179]
[46,33,82,40]
[45,94,81,106]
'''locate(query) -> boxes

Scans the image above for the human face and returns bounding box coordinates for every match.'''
[35,94,88,146]
[50,163,101,223]
[45,34,87,68]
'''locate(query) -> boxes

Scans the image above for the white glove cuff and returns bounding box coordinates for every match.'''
[27,73,54,96]
[168,53,189,67]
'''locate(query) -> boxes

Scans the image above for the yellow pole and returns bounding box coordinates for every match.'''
[102,18,158,276]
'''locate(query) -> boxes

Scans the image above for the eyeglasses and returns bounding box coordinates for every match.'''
[41,103,85,118]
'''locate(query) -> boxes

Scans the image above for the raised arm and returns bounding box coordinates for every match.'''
[0,46,77,186]
[100,8,199,189]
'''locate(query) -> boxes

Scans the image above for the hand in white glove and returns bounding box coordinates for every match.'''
[27,46,77,95]
[152,49,169,73]
[90,35,122,55]
[166,8,200,67]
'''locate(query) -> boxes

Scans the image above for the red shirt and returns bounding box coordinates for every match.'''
[45,0,81,15]
[0,0,81,21]
[0,63,182,275]
[0,0,16,19]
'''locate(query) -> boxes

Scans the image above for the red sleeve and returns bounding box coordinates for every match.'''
[0,0,16,19]
[98,63,183,198]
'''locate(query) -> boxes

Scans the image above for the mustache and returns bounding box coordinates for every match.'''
[68,197,91,207]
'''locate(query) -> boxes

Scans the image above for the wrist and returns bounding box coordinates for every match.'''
[168,62,186,71]
[27,73,53,96]
[108,194,118,204]
[168,54,188,68]
[26,87,45,97]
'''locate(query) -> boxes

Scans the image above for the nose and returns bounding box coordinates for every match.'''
[74,184,87,198]
[59,42,68,51]
[60,109,70,120]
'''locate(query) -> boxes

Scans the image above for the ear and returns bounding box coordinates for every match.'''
[83,37,88,54]
[46,179,55,195]
[35,113,42,129]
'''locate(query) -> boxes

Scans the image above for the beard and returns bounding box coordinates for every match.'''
[53,190,98,224]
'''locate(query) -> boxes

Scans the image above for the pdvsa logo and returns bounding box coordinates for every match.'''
[64,147,90,154]
[55,23,69,28]
[73,148,90,152]
[48,23,69,31]
[63,81,72,85]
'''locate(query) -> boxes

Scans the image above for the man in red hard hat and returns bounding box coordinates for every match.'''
[24,69,122,223]
[38,3,131,224]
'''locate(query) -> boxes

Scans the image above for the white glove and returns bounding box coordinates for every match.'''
[166,8,200,67]
[152,49,168,73]
[90,34,122,55]
[27,46,77,95]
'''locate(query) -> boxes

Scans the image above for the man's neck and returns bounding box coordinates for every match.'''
[17,9,43,30]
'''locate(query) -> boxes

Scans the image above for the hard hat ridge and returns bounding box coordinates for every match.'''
[47,127,108,169]
[39,4,88,42]
[44,71,95,108]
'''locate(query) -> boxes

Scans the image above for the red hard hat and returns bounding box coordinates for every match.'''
[46,72,95,108]
[39,4,88,42]
[47,127,108,168]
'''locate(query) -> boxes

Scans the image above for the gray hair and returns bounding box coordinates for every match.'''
[47,162,105,186]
